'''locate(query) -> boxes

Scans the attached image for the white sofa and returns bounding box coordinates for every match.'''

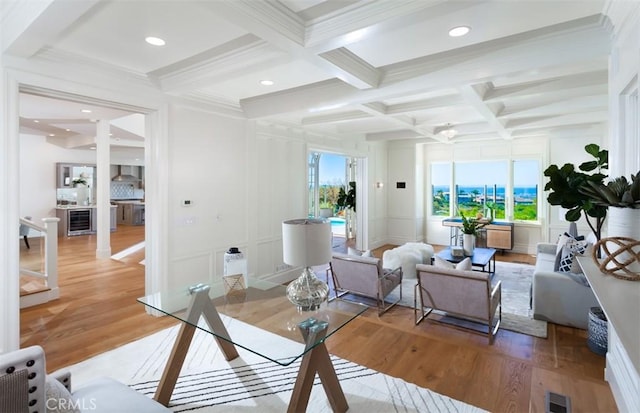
[382,242,434,279]
[532,243,600,329]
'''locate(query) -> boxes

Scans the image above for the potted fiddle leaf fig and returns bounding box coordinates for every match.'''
[544,144,608,242]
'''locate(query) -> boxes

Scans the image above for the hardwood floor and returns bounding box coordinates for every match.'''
[19,228,617,412]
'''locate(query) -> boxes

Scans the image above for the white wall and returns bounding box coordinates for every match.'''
[19,133,96,222]
[387,142,420,245]
[163,106,389,290]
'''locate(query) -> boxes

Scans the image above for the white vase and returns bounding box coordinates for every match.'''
[462,234,475,256]
[604,207,640,273]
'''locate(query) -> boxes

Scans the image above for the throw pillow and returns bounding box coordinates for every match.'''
[434,256,471,271]
[433,255,454,269]
[45,375,80,413]
[555,239,590,273]
[456,257,472,271]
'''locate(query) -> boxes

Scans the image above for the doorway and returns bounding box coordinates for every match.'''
[18,89,147,302]
[308,152,358,251]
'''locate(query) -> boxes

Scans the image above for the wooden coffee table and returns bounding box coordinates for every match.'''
[437,247,496,276]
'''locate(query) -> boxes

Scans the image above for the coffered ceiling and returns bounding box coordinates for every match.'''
[2,0,613,147]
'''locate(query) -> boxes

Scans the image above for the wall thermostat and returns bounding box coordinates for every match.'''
[182,200,193,206]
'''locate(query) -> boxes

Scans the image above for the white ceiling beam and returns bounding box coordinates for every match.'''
[458,83,510,140]
[499,95,608,119]
[319,47,381,88]
[381,15,608,85]
[241,78,358,118]
[301,110,370,125]
[485,70,608,101]
[149,35,284,93]
[304,0,479,53]
[240,15,610,119]
[505,110,608,130]
[2,0,100,57]
[385,94,465,114]
[365,129,423,142]
[200,0,377,89]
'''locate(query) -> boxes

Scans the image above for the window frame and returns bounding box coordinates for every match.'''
[428,157,542,224]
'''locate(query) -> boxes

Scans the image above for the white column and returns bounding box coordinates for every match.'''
[0,70,21,352]
[95,120,111,258]
[144,105,170,296]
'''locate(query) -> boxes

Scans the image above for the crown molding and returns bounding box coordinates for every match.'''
[150,35,282,93]
[382,14,610,86]
[319,47,380,88]
[201,0,305,47]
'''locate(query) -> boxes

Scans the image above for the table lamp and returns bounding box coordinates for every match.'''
[282,218,332,311]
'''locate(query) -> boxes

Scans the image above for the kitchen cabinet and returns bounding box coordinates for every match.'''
[115,201,145,225]
[56,163,96,188]
[56,206,117,236]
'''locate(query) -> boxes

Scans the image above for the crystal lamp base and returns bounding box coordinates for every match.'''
[286,267,329,311]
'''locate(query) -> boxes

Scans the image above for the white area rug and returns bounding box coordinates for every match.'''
[67,319,487,413]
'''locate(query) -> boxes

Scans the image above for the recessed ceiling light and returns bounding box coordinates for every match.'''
[48,133,55,137]
[260,80,274,86]
[65,129,71,132]
[34,120,39,123]
[81,109,92,113]
[449,26,470,37]
[145,36,166,46]
[90,147,96,150]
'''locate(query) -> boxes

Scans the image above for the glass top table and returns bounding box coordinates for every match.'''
[138,279,368,412]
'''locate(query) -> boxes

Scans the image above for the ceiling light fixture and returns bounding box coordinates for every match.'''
[34,120,39,123]
[448,26,470,37]
[81,109,92,113]
[260,80,274,86]
[441,124,457,140]
[48,133,55,137]
[145,36,166,46]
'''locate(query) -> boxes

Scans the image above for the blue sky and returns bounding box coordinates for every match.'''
[432,160,539,187]
[319,153,346,185]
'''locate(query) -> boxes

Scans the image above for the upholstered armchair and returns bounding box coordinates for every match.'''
[329,252,403,315]
[0,345,170,413]
[415,263,502,344]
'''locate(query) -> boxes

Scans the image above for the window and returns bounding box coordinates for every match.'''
[455,161,507,219]
[429,158,540,222]
[431,163,451,216]
[513,160,539,221]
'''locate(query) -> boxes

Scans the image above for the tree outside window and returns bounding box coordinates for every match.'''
[431,163,451,216]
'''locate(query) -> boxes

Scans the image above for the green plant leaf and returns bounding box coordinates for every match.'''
[584,144,600,157]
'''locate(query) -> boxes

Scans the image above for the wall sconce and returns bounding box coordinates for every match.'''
[376,182,384,189]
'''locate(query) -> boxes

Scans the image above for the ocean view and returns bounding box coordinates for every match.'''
[433,186,538,203]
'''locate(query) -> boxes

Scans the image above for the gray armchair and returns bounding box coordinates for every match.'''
[0,345,170,413]
[415,263,501,344]
[329,252,403,315]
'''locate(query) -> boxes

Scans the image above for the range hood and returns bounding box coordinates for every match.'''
[112,165,140,182]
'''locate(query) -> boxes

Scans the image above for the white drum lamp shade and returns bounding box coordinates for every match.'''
[282,219,332,311]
